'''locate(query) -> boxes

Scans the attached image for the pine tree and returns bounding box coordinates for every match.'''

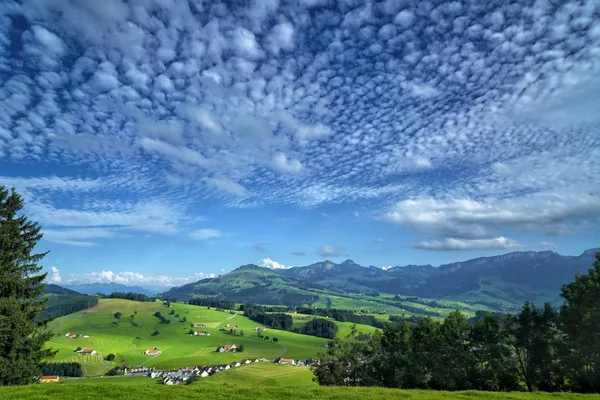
[0,186,55,385]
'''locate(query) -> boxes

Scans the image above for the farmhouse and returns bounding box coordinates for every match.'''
[64,332,77,339]
[193,323,205,328]
[226,323,238,328]
[279,358,295,366]
[145,349,162,356]
[193,330,210,336]
[218,344,237,352]
[78,348,97,355]
[40,376,60,383]
[254,326,266,332]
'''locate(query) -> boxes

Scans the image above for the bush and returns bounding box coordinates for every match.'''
[237,344,245,352]
[273,337,279,342]
[151,329,160,336]
[106,353,115,361]
[114,312,122,319]
[75,346,82,352]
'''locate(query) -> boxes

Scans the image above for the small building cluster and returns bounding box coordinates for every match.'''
[64,332,77,339]
[192,330,210,336]
[254,326,266,332]
[217,344,237,352]
[145,349,162,356]
[193,323,205,328]
[148,359,271,385]
[77,348,96,355]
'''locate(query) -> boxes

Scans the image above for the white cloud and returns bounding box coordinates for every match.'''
[401,81,440,98]
[205,177,248,197]
[412,237,521,251]
[318,245,344,258]
[381,265,393,271]
[63,270,216,288]
[189,229,221,240]
[31,26,66,55]
[43,227,117,247]
[272,152,303,174]
[139,138,212,168]
[48,266,62,283]
[259,258,292,270]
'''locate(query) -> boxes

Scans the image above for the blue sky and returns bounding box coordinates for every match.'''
[1,0,599,289]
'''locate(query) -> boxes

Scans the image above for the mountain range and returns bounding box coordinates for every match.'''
[62,282,156,296]
[162,248,599,308]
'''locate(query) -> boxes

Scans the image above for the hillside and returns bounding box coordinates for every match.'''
[39,284,98,321]
[161,265,327,306]
[45,298,327,375]
[278,249,599,306]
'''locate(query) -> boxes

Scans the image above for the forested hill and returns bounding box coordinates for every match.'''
[161,264,324,305]
[39,284,98,321]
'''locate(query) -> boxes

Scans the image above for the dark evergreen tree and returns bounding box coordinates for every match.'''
[0,186,55,385]
[560,252,600,393]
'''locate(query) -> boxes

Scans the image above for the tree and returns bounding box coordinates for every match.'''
[0,186,55,385]
[114,312,122,319]
[106,353,115,361]
[189,329,194,335]
[273,337,279,343]
[238,344,245,352]
[560,251,600,393]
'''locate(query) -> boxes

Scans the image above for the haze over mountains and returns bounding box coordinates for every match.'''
[63,283,156,297]
[161,248,599,307]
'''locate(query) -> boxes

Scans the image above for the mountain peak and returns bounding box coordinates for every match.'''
[340,259,358,265]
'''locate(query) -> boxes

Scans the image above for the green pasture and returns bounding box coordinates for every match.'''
[46,299,326,375]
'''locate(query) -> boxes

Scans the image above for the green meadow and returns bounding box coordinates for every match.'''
[46,299,327,375]
[3,364,599,400]
[290,313,379,338]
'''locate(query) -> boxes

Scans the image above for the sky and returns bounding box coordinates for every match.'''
[1,0,599,289]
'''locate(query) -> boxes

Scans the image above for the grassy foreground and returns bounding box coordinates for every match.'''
[2,383,599,400]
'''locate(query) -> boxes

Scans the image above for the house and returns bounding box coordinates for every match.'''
[193,323,205,328]
[145,349,162,356]
[242,359,251,364]
[218,344,237,352]
[200,371,209,378]
[193,330,210,336]
[150,371,162,379]
[279,358,295,366]
[64,332,77,339]
[254,326,266,332]
[230,361,241,368]
[78,348,97,355]
[40,376,60,383]
[226,323,238,328]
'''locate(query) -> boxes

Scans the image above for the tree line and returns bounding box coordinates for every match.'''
[38,294,98,321]
[243,304,293,330]
[188,297,236,310]
[297,307,386,329]
[313,252,600,393]
[106,292,153,302]
[41,362,83,377]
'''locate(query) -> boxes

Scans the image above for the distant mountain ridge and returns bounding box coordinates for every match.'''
[63,282,156,296]
[281,248,599,305]
[162,248,599,307]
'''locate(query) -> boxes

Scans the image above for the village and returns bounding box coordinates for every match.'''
[126,357,318,385]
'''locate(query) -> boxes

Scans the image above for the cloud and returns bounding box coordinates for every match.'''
[318,245,344,258]
[205,177,248,197]
[381,265,393,271]
[412,237,521,251]
[290,251,306,256]
[259,258,292,270]
[63,270,216,288]
[189,229,221,240]
[48,266,62,283]
[42,227,117,247]
[272,152,303,174]
[139,138,212,168]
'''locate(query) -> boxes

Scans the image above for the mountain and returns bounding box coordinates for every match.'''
[415,248,599,305]
[161,264,328,306]
[63,282,156,296]
[40,284,98,320]
[280,249,599,305]
[279,259,435,293]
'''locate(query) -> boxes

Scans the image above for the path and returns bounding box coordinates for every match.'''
[276,344,288,358]
[217,312,237,327]
[139,353,160,367]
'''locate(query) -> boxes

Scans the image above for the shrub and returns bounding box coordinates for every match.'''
[106,353,115,361]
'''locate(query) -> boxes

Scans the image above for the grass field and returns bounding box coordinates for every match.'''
[3,381,599,400]
[290,313,379,338]
[46,299,327,375]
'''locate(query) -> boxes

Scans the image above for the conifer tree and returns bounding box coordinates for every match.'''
[0,186,55,385]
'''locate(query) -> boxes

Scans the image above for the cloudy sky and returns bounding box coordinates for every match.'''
[1,0,599,288]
